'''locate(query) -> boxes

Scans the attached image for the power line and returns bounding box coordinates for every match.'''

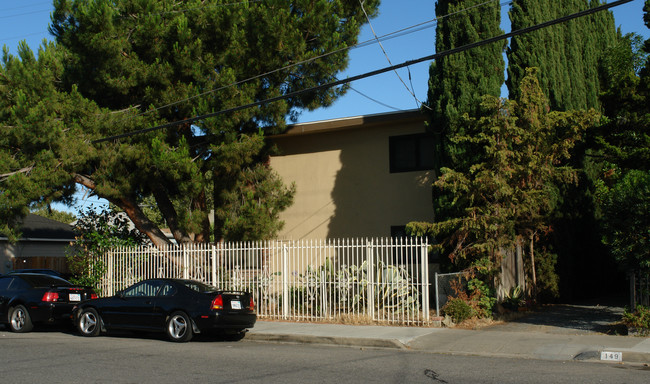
[93,0,633,144]
[358,0,425,109]
[349,86,402,111]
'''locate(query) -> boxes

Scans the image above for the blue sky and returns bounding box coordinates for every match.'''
[1,0,649,213]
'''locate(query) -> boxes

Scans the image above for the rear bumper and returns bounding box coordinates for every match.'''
[194,312,257,331]
[27,303,75,324]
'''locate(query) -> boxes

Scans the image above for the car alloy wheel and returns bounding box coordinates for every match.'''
[78,308,101,337]
[166,311,192,342]
[9,305,33,333]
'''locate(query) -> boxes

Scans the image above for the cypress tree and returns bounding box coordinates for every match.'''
[427,0,506,171]
[508,0,622,300]
[507,0,617,111]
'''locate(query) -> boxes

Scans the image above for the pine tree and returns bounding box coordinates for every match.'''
[1,0,378,247]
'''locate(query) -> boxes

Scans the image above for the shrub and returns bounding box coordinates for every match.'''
[443,297,476,324]
[467,278,497,317]
[623,305,650,331]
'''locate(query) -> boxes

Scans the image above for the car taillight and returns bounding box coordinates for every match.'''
[42,292,59,302]
[249,297,255,311]
[211,294,223,310]
[91,293,98,299]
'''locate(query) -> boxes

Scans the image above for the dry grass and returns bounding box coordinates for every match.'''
[258,312,437,327]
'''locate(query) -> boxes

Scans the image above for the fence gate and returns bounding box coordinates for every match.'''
[99,237,431,326]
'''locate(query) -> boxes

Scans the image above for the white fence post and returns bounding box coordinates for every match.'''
[421,238,429,322]
[106,250,114,296]
[366,239,375,320]
[211,245,217,287]
[182,247,189,279]
[282,243,289,319]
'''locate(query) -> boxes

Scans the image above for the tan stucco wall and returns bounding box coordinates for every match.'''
[270,114,435,240]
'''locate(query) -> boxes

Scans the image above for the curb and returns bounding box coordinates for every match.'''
[247,332,650,365]
[246,333,406,349]
[574,349,650,364]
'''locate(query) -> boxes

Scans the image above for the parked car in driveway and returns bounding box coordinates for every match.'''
[74,278,257,342]
[0,273,98,333]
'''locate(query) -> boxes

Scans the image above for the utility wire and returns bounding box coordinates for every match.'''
[358,0,426,110]
[349,86,401,111]
[93,0,633,144]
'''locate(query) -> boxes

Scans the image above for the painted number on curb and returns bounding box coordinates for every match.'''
[600,351,622,361]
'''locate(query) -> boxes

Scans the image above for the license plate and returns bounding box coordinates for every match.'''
[69,293,81,302]
[231,300,242,310]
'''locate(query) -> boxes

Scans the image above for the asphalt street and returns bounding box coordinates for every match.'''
[2,328,650,384]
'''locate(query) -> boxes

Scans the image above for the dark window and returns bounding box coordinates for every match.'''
[9,278,31,290]
[0,277,13,291]
[181,280,217,293]
[124,280,162,297]
[159,283,177,297]
[389,134,435,173]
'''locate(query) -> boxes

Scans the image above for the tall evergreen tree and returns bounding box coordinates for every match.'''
[1,0,379,247]
[507,0,617,111]
[594,2,650,276]
[427,0,505,172]
[410,70,598,299]
[507,0,623,300]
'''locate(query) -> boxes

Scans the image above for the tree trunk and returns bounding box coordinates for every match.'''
[151,183,192,244]
[74,174,171,249]
[193,190,211,243]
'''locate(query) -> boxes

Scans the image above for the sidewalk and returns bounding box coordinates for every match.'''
[247,320,650,365]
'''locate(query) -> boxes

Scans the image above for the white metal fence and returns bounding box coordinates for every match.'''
[98,238,431,325]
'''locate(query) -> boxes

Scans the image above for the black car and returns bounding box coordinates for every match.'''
[0,273,98,333]
[9,269,66,278]
[74,278,257,342]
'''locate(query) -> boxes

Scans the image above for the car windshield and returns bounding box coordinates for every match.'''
[179,280,218,293]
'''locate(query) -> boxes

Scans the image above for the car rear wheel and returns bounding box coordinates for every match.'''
[9,305,33,333]
[78,308,102,337]
[166,311,192,342]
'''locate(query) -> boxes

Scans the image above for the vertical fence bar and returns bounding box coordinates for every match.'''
[421,238,429,323]
[366,239,375,321]
[211,245,217,287]
[282,244,289,319]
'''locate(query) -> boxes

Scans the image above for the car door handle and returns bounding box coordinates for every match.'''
[145,300,153,305]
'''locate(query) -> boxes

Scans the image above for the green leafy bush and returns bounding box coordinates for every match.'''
[67,207,146,294]
[443,297,476,324]
[623,305,650,331]
[467,278,497,317]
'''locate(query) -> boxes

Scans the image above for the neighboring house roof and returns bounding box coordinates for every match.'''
[270,109,425,138]
[0,214,75,242]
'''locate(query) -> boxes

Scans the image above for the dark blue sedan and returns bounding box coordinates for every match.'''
[74,278,256,342]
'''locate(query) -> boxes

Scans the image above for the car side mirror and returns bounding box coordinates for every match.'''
[115,290,125,299]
